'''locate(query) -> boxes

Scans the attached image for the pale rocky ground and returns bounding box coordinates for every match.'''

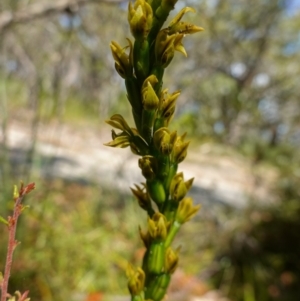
[2,118,279,301]
[5,119,278,209]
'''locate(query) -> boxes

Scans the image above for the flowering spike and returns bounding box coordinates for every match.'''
[107,0,204,299]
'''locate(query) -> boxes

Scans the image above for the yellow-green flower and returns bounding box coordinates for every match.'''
[148,212,168,240]
[170,172,194,202]
[168,7,204,35]
[175,197,201,224]
[110,40,133,78]
[158,89,181,125]
[171,133,190,163]
[139,155,157,180]
[155,30,186,67]
[131,183,152,211]
[165,247,180,274]
[153,127,177,155]
[126,264,146,295]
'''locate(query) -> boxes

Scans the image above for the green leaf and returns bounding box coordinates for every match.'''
[0,215,8,225]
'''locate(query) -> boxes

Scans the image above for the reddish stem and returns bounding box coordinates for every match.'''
[1,195,24,301]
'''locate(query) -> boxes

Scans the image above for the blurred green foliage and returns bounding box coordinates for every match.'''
[1,180,146,300]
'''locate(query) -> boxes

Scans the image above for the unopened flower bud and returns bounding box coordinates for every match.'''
[142,81,159,111]
[128,0,153,39]
[142,74,159,90]
[147,179,166,205]
[13,185,19,200]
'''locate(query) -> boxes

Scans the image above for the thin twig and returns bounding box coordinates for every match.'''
[1,196,23,301]
[0,183,35,301]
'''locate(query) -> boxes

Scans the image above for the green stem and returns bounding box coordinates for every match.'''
[134,39,150,83]
[163,201,177,222]
[145,273,171,301]
[148,3,174,43]
[164,220,181,248]
[163,162,178,201]
[142,109,155,144]
[153,117,165,134]
[132,294,145,301]
[157,155,170,179]
[151,65,164,95]
[125,77,143,131]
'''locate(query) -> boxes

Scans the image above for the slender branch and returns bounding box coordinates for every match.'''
[1,196,23,301]
[0,0,126,33]
[0,183,35,301]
